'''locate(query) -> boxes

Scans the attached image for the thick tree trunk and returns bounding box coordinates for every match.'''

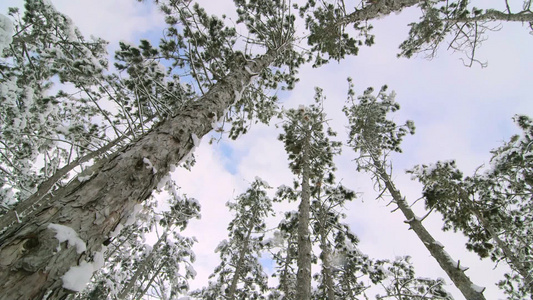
[0,48,281,300]
[0,122,143,234]
[296,132,312,300]
[372,160,486,300]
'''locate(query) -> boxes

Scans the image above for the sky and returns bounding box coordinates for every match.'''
[1,0,533,299]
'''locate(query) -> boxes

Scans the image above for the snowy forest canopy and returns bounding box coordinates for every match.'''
[0,0,532,299]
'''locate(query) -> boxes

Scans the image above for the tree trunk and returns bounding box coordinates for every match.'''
[450,9,533,23]
[296,131,312,300]
[0,121,145,234]
[0,48,282,300]
[372,160,486,300]
[320,233,335,300]
[317,199,335,300]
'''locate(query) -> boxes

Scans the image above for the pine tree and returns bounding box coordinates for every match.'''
[192,177,273,299]
[268,210,299,299]
[300,0,533,67]
[343,78,486,300]
[375,256,453,300]
[0,0,301,297]
[277,89,356,299]
[277,93,334,299]
[408,115,533,298]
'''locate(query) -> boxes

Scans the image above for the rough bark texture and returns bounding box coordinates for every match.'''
[0,48,281,300]
[373,160,486,300]
[296,132,312,300]
[0,125,139,234]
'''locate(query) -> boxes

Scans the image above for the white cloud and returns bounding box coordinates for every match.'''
[49,0,166,44]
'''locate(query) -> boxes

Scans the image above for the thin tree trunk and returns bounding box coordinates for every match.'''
[296,131,312,300]
[320,233,335,300]
[372,159,486,300]
[448,10,533,23]
[280,238,295,299]
[316,199,335,300]
[0,47,282,300]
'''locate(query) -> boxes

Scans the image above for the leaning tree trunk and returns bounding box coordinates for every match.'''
[372,159,486,300]
[296,131,312,300]
[0,47,282,300]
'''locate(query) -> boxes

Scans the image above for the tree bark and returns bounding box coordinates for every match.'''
[372,160,487,300]
[0,121,146,234]
[0,47,282,300]
[296,131,312,300]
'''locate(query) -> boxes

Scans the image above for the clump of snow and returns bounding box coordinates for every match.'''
[78,174,92,182]
[215,239,229,252]
[48,223,87,254]
[186,264,197,277]
[191,133,201,147]
[143,157,157,174]
[62,261,93,291]
[62,246,108,292]
[157,174,171,190]
[254,176,270,187]
[471,284,485,293]
[92,246,107,270]
[0,14,14,53]
[110,223,123,238]
[125,203,143,226]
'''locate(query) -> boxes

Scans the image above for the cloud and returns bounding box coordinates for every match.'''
[49,0,166,44]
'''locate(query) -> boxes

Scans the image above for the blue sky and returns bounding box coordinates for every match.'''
[2,0,533,298]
